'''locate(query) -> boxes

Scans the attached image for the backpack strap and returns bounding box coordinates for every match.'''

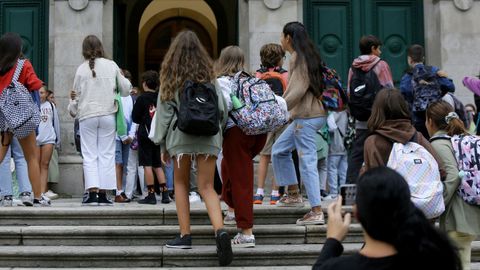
[429,134,451,142]
[12,59,25,84]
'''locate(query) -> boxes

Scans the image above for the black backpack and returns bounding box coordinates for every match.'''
[348,62,383,121]
[173,80,220,136]
[446,93,470,128]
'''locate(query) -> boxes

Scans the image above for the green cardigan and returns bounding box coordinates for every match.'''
[431,131,480,236]
[151,80,228,157]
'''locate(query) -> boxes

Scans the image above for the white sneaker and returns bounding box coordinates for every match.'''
[324,194,338,201]
[41,193,51,203]
[44,190,59,200]
[189,192,201,203]
[34,197,51,207]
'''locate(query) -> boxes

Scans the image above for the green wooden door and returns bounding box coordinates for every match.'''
[0,0,49,83]
[305,0,424,85]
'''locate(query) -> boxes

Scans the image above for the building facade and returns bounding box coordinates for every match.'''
[0,0,479,195]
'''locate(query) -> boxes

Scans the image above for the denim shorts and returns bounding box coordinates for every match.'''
[115,139,130,165]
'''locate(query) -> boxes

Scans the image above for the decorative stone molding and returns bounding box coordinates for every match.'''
[68,0,89,11]
[263,0,284,10]
[453,0,473,11]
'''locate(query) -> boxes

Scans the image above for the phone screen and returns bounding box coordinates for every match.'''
[340,184,357,206]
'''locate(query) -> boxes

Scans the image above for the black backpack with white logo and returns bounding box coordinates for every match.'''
[348,62,383,121]
[174,80,220,136]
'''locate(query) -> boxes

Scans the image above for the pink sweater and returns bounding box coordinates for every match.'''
[463,76,480,96]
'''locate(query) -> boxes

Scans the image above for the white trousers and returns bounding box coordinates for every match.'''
[80,114,116,190]
[125,147,145,198]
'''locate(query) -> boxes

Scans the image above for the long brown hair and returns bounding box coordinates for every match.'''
[367,88,411,131]
[426,101,467,136]
[213,46,245,77]
[82,35,105,78]
[159,30,214,102]
[0,32,22,75]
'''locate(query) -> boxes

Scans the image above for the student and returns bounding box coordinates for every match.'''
[400,44,455,139]
[0,138,33,206]
[44,90,60,200]
[464,103,476,134]
[362,89,444,173]
[346,35,393,184]
[312,167,462,270]
[253,43,288,205]
[132,70,169,205]
[151,30,232,266]
[71,35,131,206]
[325,110,348,199]
[36,87,61,202]
[215,46,267,247]
[114,69,136,203]
[426,101,480,270]
[463,75,480,135]
[271,21,327,225]
[0,32,47,206]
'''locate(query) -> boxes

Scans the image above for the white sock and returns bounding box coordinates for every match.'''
[271,190,279,196]
[256,188,264,196]
[116,190,123,196]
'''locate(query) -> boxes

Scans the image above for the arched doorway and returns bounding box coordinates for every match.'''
[144,17,214,72]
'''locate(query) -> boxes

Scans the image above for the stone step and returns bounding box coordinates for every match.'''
[0,199,350,226]
[0,244,358,268]
[0,267,313,270]
[0,224,364,246]
[0,242,478,268]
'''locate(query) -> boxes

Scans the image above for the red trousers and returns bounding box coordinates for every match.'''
[221,126,266,229]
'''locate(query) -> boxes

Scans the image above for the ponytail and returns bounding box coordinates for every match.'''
[426,101,468,136]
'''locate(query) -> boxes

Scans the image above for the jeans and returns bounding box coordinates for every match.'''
[164,159,174,191]
[0,137,31,195]
[327,154,347,195]
[318,157,327,191]
[272,117,326,207]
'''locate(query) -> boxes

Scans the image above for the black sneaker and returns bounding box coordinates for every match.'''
[138,192,157,205]
[98,192,113,206]
[216,229,233,266]
[165,234,192,249]
[82,192,98,206]
[161,189,171,204]
[320,189,328,198]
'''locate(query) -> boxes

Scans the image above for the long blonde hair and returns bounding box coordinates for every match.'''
[213,46,245,77]
[159,30,214,101]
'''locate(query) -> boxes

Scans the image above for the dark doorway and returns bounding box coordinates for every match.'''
[144,17,213,72]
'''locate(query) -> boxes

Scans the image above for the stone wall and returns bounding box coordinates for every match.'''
[424,0,480,104]
[240,0,303,73]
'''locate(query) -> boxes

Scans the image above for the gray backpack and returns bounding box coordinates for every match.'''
[0,59,40,139]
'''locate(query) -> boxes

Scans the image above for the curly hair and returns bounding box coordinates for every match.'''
[260,43,285,68]
[159,30,214,102]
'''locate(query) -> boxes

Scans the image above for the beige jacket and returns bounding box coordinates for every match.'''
[283,52,326,119]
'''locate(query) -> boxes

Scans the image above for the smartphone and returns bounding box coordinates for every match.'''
[340,184,357,206]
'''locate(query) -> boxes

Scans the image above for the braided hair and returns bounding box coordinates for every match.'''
[82,35,105,78]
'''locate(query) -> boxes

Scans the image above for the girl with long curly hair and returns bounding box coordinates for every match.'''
[151,30,233,266]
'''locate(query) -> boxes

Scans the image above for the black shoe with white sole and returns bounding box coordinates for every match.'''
[165,234,192,249]
[216,229,233,266]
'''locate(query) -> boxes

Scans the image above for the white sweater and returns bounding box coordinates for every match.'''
[70,58,131,121]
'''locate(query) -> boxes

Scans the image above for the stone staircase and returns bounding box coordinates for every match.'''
[0,198,478,268]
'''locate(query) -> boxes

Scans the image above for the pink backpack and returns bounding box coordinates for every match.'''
[431,134,480,206]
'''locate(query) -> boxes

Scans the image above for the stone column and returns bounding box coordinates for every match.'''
[53,0,106,196]
[424,0,480,103]
[241,0,303,73]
